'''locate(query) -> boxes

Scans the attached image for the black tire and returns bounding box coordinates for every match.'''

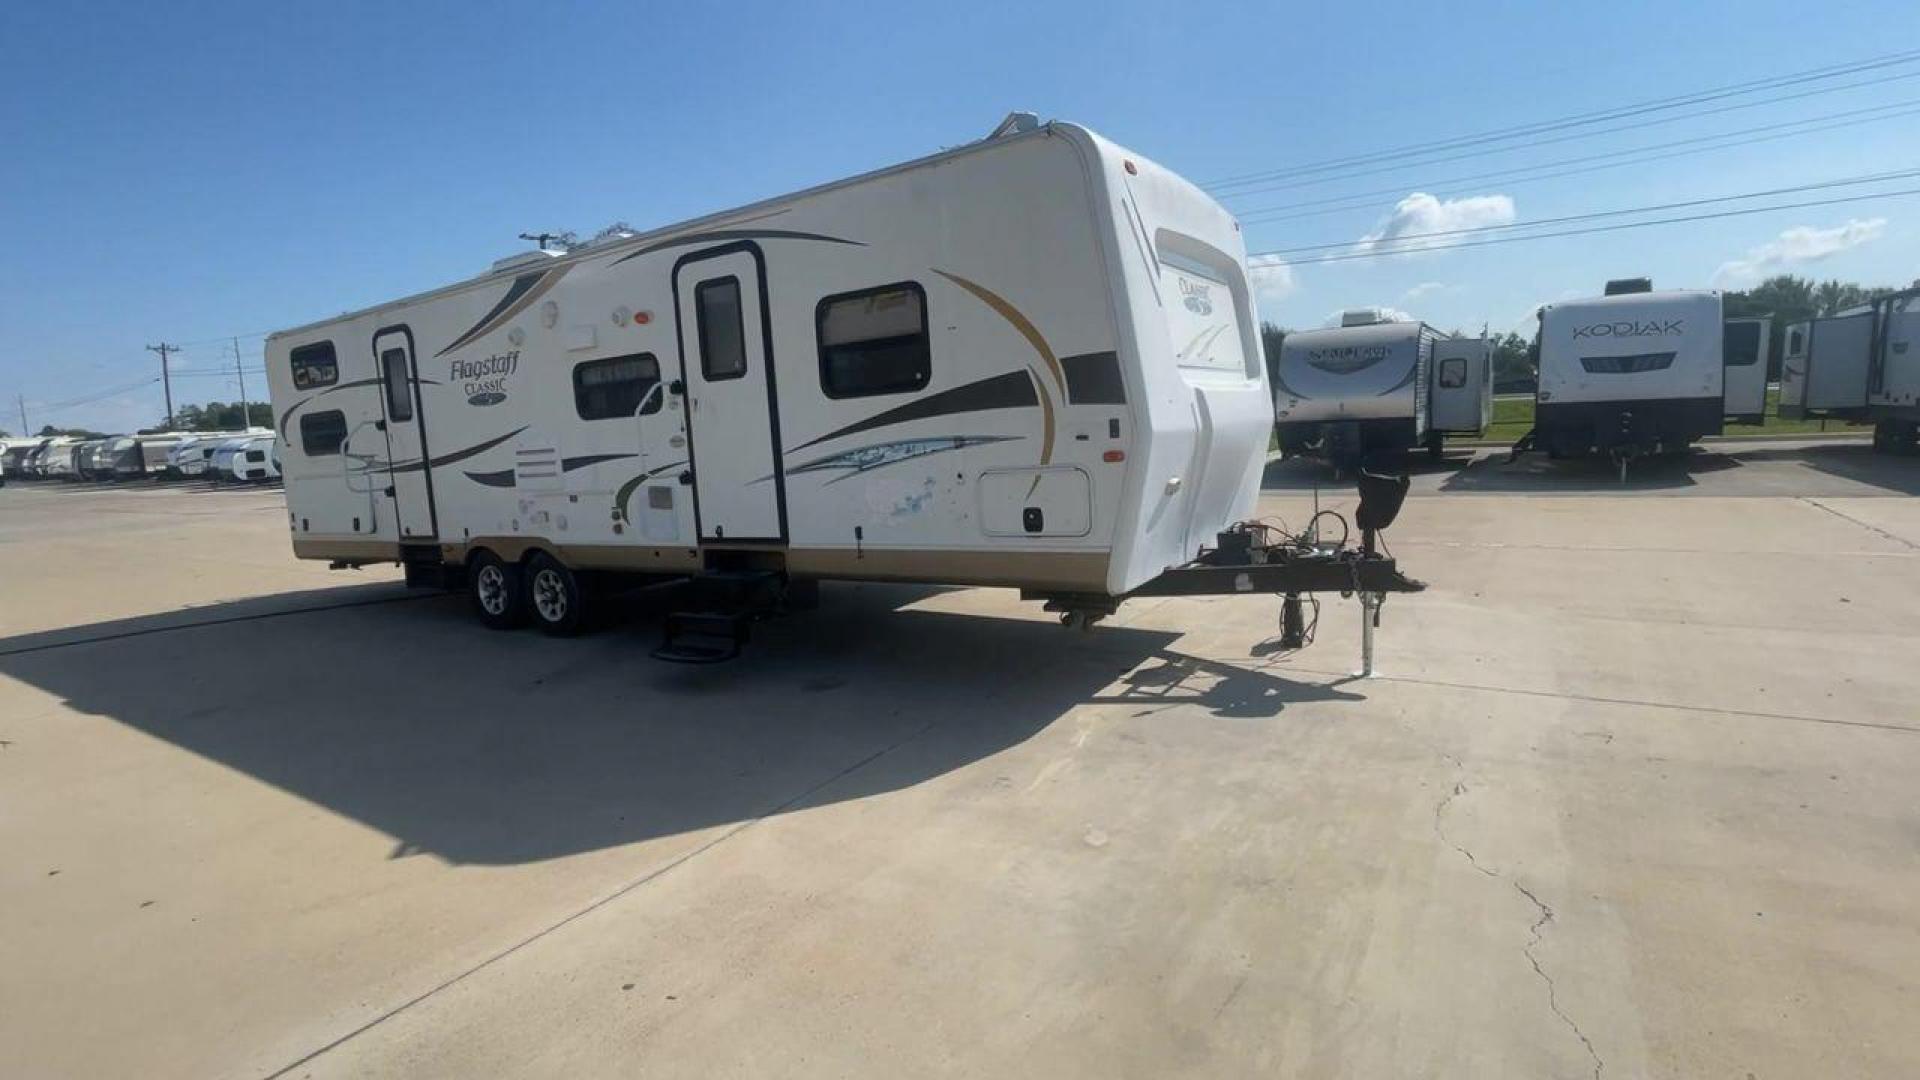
[468,549,528,630]
[1425,433,1444,460]
[524,551,587,636]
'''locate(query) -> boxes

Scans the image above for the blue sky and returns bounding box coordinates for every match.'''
[2,0,1915,435]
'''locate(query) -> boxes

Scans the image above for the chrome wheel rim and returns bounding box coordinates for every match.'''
[476,565,508,616]
[533,568,568,623]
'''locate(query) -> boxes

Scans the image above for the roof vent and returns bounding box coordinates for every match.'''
[1604,277,1652,295]
[1339,307,1391,327]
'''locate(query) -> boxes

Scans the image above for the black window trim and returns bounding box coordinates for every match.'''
[695,276,748,382]
[290,340,340,391]
[299,409,349,457]
[572,351,664,421]
[1438,356,1468,389]
[814,280,933,400]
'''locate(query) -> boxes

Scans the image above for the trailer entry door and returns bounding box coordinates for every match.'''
[373,326,436,539]
[675,245,785,543]
[1722,317,1769,421]
[1429,337,1491,433]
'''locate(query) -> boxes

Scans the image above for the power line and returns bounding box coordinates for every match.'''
[1252,186,1920,267]
[1216,67,1920,201]
[1237,98,1920,225]
[1207,47,1920,190]
[32,377,163,414]
[1264,166,1920,256]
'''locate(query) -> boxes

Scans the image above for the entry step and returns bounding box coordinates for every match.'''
[652,610,752,664]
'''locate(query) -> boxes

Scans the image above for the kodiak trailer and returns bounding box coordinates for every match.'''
[265,115,1420,664]
[1522,283,1724,468]
[1272,311,1491,466]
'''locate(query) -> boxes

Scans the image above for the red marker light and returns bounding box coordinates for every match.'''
[633,310,652,325]
[1102,449,1125,463]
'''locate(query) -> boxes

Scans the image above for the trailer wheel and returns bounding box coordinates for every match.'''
[468,550,528,630]
[525,552,587,637]
[1425,432,1444,460]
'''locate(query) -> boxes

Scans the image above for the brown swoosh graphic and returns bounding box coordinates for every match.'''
[608,228,863,267]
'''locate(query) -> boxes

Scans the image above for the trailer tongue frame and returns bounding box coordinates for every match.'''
[1028,469,1424,676]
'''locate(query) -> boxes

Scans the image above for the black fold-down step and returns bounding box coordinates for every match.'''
[652,610,752,664]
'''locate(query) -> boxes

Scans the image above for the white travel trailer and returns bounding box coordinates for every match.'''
[228,435,281,482]
[1865,286,1920,453]
[43,439,83,480]
[265,115,1420,661]
[1721,316,1771,424]
[32,436,83,478]
[1529,283,1724,462]
[3,438,50,479]
[1272,311,1490,464]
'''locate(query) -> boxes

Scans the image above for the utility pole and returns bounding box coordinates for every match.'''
[15,393,26,435]
[232,337,249,431]
[147,342,180,429]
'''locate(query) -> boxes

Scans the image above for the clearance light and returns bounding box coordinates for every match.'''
[1123,160,1137,175]
[1103,449,1126,463]
[634,310,652,325]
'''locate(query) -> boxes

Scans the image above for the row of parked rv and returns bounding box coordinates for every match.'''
[1272,279,1920,469]
[0,430,281,485]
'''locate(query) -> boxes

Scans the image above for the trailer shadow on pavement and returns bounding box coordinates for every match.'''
[1437,446,1740,492]
[0,580,1357,866]
[1260,452,1471,492]
[1726,441,1920,495]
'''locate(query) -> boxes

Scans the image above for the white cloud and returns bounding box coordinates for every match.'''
[1403,281,1447,301]
[1358,192,1516,255]
[1247,253,1296,306]
[1712,218,1887,285]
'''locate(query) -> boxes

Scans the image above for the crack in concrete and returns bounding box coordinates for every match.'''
[1514,880,1604,1080]
[1434,757,1603,1079]
[1432,772,1497,878]
[1800,497,1919,551]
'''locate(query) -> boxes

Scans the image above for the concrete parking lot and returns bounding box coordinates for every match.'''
[3,439,1918,1078]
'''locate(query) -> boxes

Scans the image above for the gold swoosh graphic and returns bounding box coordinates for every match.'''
[932,269,1060,466]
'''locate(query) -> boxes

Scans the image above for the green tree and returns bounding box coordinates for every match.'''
[1490,331,1535,392]
[1260,321,1287,389]
[161,401,273,432]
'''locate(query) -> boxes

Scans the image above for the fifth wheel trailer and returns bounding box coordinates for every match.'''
[1271,312,1491,464]
[265,114,1420,663]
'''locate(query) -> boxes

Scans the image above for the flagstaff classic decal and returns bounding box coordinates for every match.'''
[451,350,518,407]
[1178,276,1214,316]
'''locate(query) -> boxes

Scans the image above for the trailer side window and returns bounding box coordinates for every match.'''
[290,341,339,390]
[299,410,349,456]
[696,278,748,381]
[1438,358,1467,388]
[380,348,413,421]
[573,353,663,420]
[1788,328,1804,354]
[816,282,931,399]
[1723,321,1762,366]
